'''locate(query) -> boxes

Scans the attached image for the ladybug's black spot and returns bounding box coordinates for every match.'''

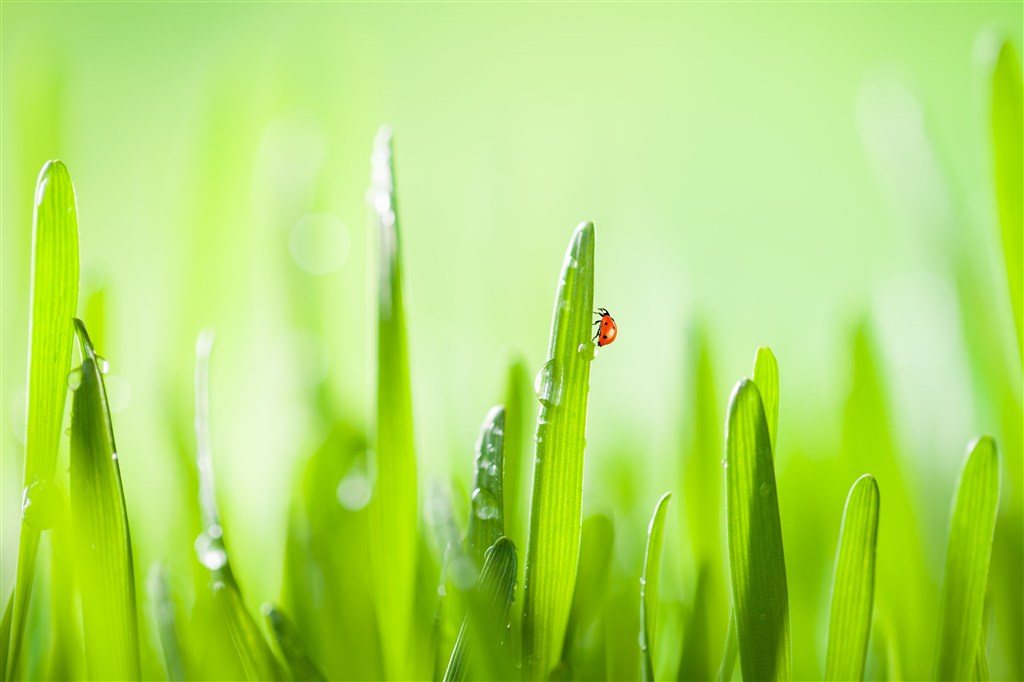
[602,335,607,339]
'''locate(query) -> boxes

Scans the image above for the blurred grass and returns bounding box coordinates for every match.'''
[639,492,670,682]
[0,6,1022,682]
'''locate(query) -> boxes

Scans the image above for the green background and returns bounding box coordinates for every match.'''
[2,2,1021,680]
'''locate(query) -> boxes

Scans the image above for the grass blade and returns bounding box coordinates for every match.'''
[563,514,615,667]
[261,604,326,681]
[468,406,505,567]
[148,564,186,681]
[716,614,737,682]
[934,436,1000,681]
[752,347,779,452]
[725,379,791,681]
[69,318,140,679]
[443,537,518,682]
[989,41,1023,361]
[824,474,880,681]
[640,492,671,682]
[521,221,596,680]
[193,331,283,681]
[368,125,418,679]
[503,358,530,557]
[5,160,80,680]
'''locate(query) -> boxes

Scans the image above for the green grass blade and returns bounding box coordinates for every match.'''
[368,125,418,679]
[521,221,596,680]
[990,41,1023,361]
[824,474,880,682]
[934,437,1001,681]
[640,492,671,682]
[716,612,737,682]
[563,514,614,664]
[69,318,140,680]
[261,604,326,681]
[725,379,791,681]
[443,537,518,682]
[974,621,990,682]
[468,406,506,567]
[752,346,779,453]
[6,160,80,680]
[503,358,530,554]
[193,331,283,681]
[148,563,186,681]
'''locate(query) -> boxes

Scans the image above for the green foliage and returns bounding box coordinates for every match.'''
[824,475,880,681]
[368,126,419,680]
[468,406,506,567]
[261,604,326,682]
[724,379,791,681]
[752,347,780,452]
[990,41,1023,361]
[934,437,1001,681]
[68,319,140,680]
[640,493,671,682]
[442,538,518,682]
[5,160,80,681]
[563,514,614,679]
[521,222,596,680]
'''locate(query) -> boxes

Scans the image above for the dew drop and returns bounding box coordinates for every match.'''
[533,360,562,406]
[721,458,728,470]
[336,456,373,511]
[486,462,498,477]
[471,488,499,520]
[194,530,228,570]
[96,356,110,375]
[22,479,63,530]
[67,368,83,391]
[759,482,772,497]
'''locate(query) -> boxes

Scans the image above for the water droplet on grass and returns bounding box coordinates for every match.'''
[96,355,110,374]
[472,488,499,520]
[22,480,63,530]
[67,368,82,391]
[721,458,728,470]
[194,530,228,570]
[534,360,562,406]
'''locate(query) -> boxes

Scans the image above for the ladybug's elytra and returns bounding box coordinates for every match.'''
[593,308,617,347]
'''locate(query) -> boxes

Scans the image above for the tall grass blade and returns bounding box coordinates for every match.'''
[824,474,880,681]
[725,379,791,681]
[989,41,1023,361]
[69,318,140,679]
[5,160,80,680]
[716,615,737,682]
[193,331,283,681]
[261,604,326,681]
[368,125,418,679]
[934,437,1000,681]
[640,492,671,682]
[521,221,596,680]
[504,358,530,555]
[468,406,506,567]
[679,323,725,682]
[443,537,518,682]
[563,514,614,666]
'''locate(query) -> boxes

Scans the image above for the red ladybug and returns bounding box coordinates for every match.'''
[593,308,617,347]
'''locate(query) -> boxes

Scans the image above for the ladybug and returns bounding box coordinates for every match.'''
[592,308,617,347]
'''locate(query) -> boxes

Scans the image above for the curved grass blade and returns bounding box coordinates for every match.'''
[468,406,506,567]
[193,331,283,681]
[261,604,326,681]
[725,379,791,681]
[5,160,80,680]
[715,614,737,682]
[443,537,518,682]
[69,319,140,679]
[148,564,186,681]
[934,437,1000,681]
[824,475,880,681]
[990,41,1023,361]
[521,222,596,680]
[368,125,418,679]
[640,493,671,682]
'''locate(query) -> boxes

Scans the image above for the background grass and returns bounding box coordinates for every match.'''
[1,3,1022,682]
